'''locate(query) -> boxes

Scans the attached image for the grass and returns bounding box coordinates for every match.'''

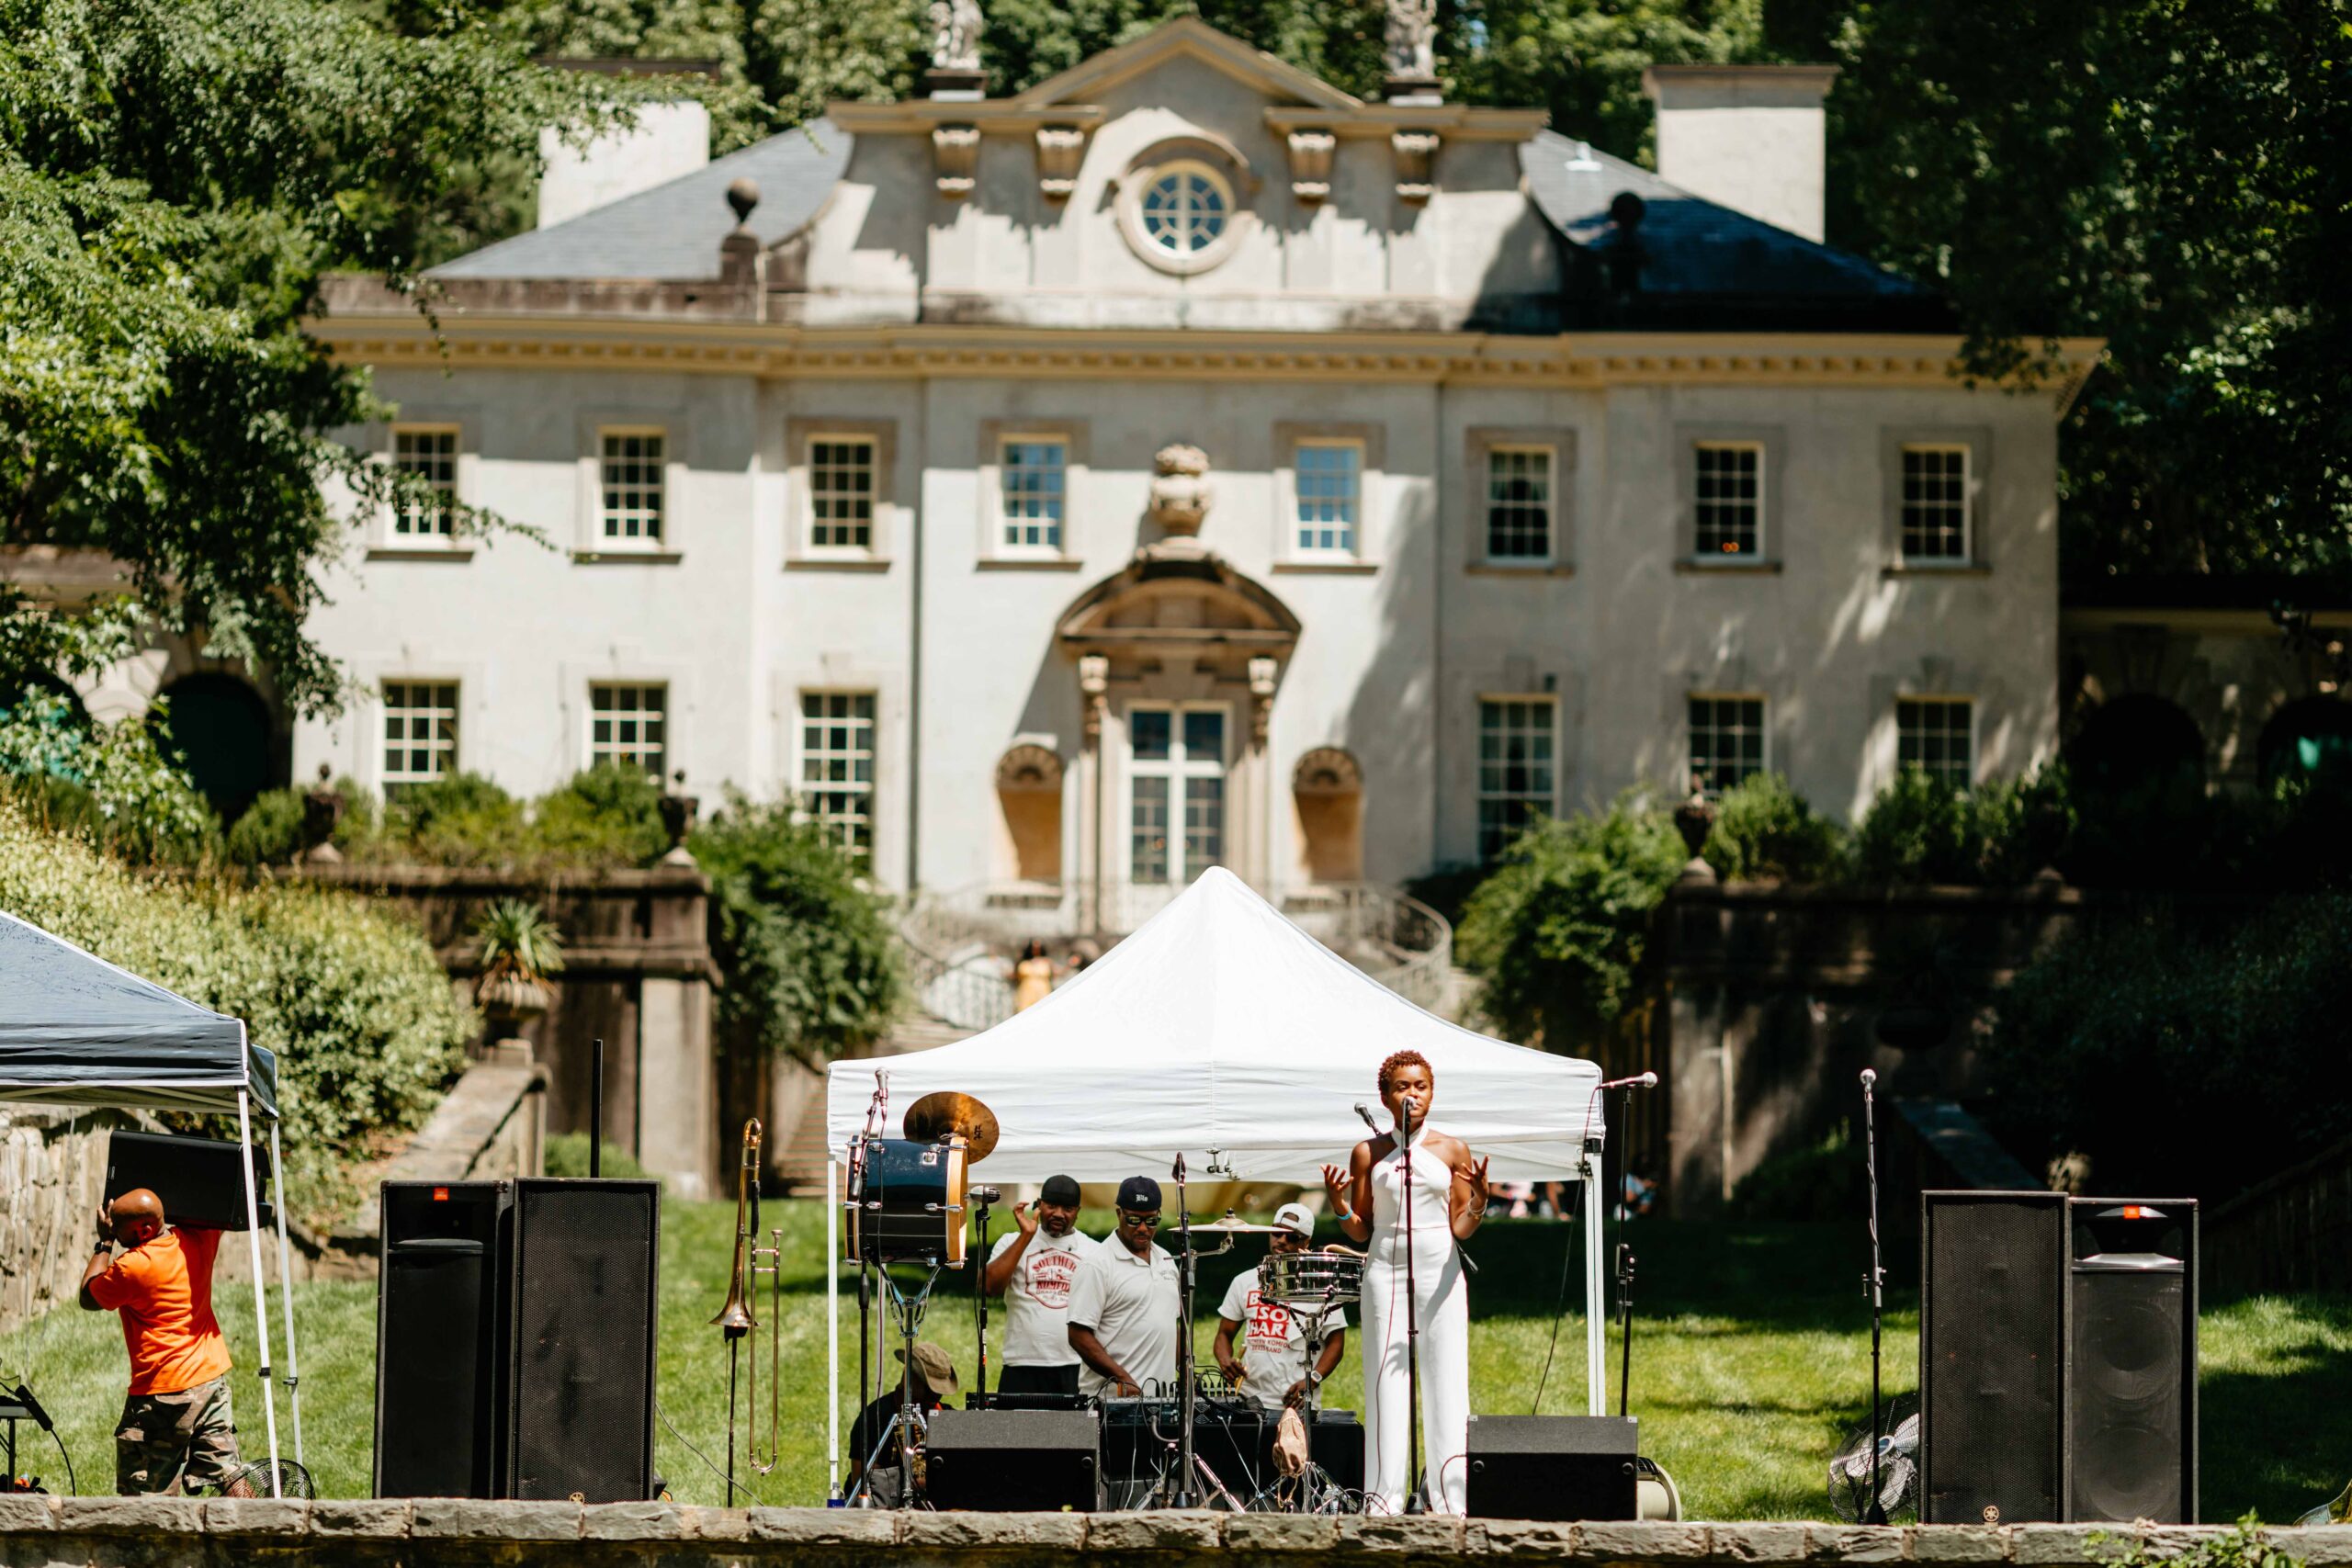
[8,1201,2348,1519]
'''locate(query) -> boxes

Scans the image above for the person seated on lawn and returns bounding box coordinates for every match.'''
[844,1339,958,1506]
[80,1188,252,1497]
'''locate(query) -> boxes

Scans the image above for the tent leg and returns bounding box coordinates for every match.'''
[1582,1146,1606,1418]
[236,1092,283,1498]
[827,1154,841,1502]
[268,1122,302,1472]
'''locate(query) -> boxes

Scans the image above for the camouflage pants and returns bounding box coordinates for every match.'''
[117,1375,242,1495]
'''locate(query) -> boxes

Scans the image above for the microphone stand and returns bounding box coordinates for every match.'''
[1170,1151,1201,1507]
[972,1192,993,1403]
[1614,1081,1634,1418]
[1860,1070,1887,1526]
[1398,1100,1424,1515]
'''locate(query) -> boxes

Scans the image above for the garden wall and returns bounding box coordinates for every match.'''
[1647,880,2085,1218]
[0,1500,2335,1568]
[0,1108,146,1338]
[2204,1127,2352,1299]
[297,863,718,1198]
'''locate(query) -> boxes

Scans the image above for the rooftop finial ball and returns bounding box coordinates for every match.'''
[726,178,760,224]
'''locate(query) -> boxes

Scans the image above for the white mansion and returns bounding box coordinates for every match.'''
[295,17,2097,901]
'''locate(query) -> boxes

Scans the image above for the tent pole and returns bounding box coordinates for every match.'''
[826,1153,841,1502]
[1582,1145,1606,1417]
[268,1121,303,1471]
[235,1090,283,1497]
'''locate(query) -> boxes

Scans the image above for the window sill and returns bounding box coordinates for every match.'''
[786,557,894,572]
[367,546,476,562]
[1673,558,1782,575]
[977,557,1087,571]
[573,549,684,565]
[1272,559,1380,575]
[1467,562,1575,578]
[1883,561,1992,578]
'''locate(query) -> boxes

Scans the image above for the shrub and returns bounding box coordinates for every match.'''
[0,799,475,1223]
[1984,894,2352,1201]
[225,786,307,867]
[1849,767,1979,884]
[1454,794,1685,1046]
[690,793,905,1064]
[543,1132,652,1181]
[1729,1121,1867,1221]
[0,694,219,866]
[385,772,526,865]
[1702,773,1846,882]
[529,765,669,868]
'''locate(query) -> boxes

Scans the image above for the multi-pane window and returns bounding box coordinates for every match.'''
[1486,446,1553,561]
[1689,696,1766,796]
[808,438,876,550]
[1295,442,1362,554]
[1001,439,1066,551]
[588,683,667,779]
[1900,446,1970,561]
[600,432,665,544]
[1477,698,1555,861]
[391,428,458,538]
[1129,706,1227,884]
[381,681,458,792]
[799,692,876,858]
[1693,442,1762,557]
[1897,698,1974,790]
[1139,164,1231,259]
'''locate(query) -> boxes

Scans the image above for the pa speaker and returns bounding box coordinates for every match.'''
[1464,1415,1638,1521]
[106,1130,273,1232]
[1920,1191,2198,1525]
[505,1179,660,1502]
[375,1180,511,1499]
[922,1407,1100,1511]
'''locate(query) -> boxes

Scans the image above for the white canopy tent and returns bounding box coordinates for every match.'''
[822,868,1609,1489]
[0,909,300,1495]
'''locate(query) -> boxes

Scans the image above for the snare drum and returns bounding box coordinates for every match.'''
[1257,1249,1364,1309]
[846,1135,969,1267]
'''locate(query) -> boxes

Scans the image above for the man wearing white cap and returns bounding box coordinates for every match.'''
[1213,1202,1347,1412]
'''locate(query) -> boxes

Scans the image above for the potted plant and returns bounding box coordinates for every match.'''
[473,898,566,1043]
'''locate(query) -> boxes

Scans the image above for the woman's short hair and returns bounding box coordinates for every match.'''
[1377,1049,1432,1094]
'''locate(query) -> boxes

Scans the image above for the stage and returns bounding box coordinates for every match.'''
[0,1498,2329,1568]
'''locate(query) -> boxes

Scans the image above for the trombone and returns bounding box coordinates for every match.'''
[712,1118,783,1500]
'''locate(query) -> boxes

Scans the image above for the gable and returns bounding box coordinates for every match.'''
[1015,17,1359,112]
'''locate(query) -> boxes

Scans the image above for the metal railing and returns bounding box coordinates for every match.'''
[890,878,1454,1030]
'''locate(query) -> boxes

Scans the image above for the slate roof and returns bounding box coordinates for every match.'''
[428,118,852,281]
[1518,129,1949,330]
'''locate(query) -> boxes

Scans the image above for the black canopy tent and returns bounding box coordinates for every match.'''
[0,908,300,1493]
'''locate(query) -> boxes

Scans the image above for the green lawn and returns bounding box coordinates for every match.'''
[11,1200,2348,1520]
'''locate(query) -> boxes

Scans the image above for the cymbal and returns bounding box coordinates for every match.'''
[902,1091,1000,1163]
[1189,1215,1276,1233]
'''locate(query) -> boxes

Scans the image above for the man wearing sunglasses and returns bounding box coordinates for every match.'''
[1066,1175,1179,1400]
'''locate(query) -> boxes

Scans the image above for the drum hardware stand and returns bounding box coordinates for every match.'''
[846,1259,944,1508]
[1162,1152,1243,1510]
[846,1070,890,1502]
[1860,1068,1888,1526]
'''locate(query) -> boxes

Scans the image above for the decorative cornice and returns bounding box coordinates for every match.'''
[309,315,2105,415]
[829,101,1105,135]
[1264,105,1548,141]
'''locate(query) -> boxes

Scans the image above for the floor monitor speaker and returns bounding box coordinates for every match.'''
[922,1407,1100,1511]
[504,1179,660,1502]
[1464,1415,1638,1521]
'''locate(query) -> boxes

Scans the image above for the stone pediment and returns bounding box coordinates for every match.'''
[1014,17,1361,112]
[1057,550,1300,666]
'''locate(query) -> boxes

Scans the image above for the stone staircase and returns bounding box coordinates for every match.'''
[773,1008,978,1196]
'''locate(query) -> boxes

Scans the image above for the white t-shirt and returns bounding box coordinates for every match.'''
[1066,1237,1180,1397]
[989,1226,1098,1367]
[1216,1270,1347,1410]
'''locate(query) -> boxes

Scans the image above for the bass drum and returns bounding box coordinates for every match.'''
[1636,1455,1683,1520]
[846,1136,969,1268]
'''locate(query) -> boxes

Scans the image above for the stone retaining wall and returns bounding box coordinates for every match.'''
[0,1108,146,1339]
[0,1503,2335,1568]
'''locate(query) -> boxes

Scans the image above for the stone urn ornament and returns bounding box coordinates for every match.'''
[300,762,345,864]
[1148,443,1213,536]
[659,770,700,867]
[1673,773,1718,883]
[472,898,566,1054]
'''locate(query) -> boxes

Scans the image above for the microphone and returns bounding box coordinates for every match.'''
[970,1186,1001,1206]
[1353,1101,1381,1134]
[1860,1068,1877,1088]
[1598,1072,1658,1090]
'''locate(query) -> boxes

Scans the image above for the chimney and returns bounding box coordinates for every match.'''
[537,100,712,229]
[1640,64,1838,243]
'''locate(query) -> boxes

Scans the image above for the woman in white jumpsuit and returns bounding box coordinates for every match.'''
[1321,1049,1490,1515]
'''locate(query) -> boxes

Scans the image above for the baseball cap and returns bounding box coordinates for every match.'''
[1272,1202,1314,1238]
[1040,1174,1081,1207]
[895,1340,961,1400]
[1116,1175,1162,1212]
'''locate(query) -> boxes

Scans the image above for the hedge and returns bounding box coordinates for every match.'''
[0,799,476,1222]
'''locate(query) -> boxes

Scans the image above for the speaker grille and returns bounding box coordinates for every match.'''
[1923,1194,2064,1524]
[376,1182,507,1498]
[2070,1269,2186,1521]
[508,1180,659,1502]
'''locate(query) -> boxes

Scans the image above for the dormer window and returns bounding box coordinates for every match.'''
[1139,164,1231,259]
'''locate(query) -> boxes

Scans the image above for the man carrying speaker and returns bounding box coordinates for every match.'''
[983,1173,1097,1398]
[1066,1175,1180,1399]
[1212,1202,1347,1411]
[80,1188,252,1497]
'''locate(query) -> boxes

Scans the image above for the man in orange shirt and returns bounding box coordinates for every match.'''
[80,1188,250,1496]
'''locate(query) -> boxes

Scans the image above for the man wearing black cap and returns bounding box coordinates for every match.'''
[984,1173,1096,1397]
[1066,1175,1180,1399]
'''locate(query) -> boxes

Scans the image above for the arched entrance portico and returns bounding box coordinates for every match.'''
[1056,547,1300,929]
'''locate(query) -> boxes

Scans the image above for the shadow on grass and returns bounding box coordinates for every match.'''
[2199,1294,2352,1521]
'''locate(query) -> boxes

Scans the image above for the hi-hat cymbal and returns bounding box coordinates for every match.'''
[903,1091,1000,1163]
[1190,1215,1276,1233]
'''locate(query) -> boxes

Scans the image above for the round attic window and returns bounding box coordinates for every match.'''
[1120,157,1243,276]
